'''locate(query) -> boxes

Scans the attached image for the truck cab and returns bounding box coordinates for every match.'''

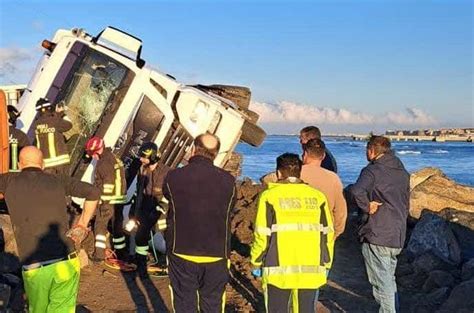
[16,26,266,197]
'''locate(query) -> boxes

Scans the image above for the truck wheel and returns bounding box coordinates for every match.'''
[240,108,259,123]
[240,121,266,147]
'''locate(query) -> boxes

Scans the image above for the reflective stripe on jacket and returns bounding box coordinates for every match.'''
[250,178,335,289]
[95,148,127,204]
[33,112,72,168]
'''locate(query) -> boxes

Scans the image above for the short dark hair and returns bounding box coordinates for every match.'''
[303,138,326,159]
[194,134,221,160]
[276,153,302,178]
[300,126,321,140]
[367,136,391,156]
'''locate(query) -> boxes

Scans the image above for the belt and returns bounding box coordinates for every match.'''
[22,251,78,271]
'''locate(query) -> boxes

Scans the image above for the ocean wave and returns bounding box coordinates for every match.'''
[432,149,449,154]
[397,150,421,155]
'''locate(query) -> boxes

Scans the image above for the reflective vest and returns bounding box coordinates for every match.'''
[9,126,30,172]
[33,112,72,168]
[250,178,335,289]
[95,148,127,204]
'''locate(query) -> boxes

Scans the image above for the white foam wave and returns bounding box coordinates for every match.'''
[432,149,449,154]
[397,150,421,155]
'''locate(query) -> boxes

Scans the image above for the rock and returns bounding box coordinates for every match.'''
[410,168,474,219]
[406,212,461,265]
[438,278,474,312]
[422,270,455,293]
[223,152,242,178]
[396,262,414,277]
[437,208,474,261]
[0,214,19,255]
[0,283,11,310]
[461,258,474,281]
[397,270,428,289]
[412,253,456,274]
[0,252,20,274]
[414,287,451,312]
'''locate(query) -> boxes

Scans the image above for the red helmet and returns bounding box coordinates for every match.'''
[85,136,105,157]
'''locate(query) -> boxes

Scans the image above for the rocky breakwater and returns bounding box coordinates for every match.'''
[397,168,474,312]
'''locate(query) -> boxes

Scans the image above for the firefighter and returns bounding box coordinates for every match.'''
[33,98,72,175]
[129,142,170,278]
[7,105,30,172]
[250,153,335,313]
[85,136,135,271]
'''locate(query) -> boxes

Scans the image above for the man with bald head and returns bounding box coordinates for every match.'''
[163,133,236,312]
[0,146,100,312]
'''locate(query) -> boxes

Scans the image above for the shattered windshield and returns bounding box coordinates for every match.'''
[54,48,130,169]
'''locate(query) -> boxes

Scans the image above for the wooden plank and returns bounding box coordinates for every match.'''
[0,90,9,174]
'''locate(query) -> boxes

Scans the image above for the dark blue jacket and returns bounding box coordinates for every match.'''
[350,152,409,248]
[322,147,337,173]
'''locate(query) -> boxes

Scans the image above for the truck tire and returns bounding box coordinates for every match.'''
[193,84,251,109]
[240,108,259,123]
[240,121,266,147]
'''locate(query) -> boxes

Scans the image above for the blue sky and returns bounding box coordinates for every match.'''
[0,0,472,134]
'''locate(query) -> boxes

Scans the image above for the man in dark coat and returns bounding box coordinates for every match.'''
[349,135,409,313]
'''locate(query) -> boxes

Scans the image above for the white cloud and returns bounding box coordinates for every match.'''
[250,101,437,129]
[251,101,374,124]
[0,47,36,84]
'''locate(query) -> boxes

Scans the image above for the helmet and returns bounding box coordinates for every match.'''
[7,105,20,125]
[85,136,105,157]
[138,142,160,164]
[35,97,53,111]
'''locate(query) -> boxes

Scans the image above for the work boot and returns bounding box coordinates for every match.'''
[104,249,136,272]
[134,254,149,279]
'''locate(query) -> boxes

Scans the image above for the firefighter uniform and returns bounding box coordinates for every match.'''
[93,148,128,259]
[33,111,72,175]
[132,162,170,262]
[250,178,335,313]
[163,155,236,313]
[8,126,30,172]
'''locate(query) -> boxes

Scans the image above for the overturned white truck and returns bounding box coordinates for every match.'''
[17,26,266,195]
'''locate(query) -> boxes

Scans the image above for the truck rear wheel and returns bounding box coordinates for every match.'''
[240,121,266,147]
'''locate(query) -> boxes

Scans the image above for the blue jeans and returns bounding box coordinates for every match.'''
[362,243,401,313]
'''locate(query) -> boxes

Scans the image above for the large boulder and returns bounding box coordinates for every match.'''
[437,209,474,260]
[406,211,461,265]
[461,258,474,281]
[438,278,474,312]
[410,168,474,219]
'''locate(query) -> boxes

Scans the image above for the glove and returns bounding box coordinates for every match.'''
[66,224,89,244]
[251,268,262,278]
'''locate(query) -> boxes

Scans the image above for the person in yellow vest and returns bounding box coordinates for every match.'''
[33,98,72,175]
[250,153,335,313]
[7,105,30,172]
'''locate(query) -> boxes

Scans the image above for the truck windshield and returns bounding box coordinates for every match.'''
[51,44,132,171]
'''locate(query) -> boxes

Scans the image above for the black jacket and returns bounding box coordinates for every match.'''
[349,152,409,248]
[8,126,30,171]
[163,156,236,258]
[95,148,127,203]
[322,147,338,173]
[0,168,100,264]
[33,112,72,167]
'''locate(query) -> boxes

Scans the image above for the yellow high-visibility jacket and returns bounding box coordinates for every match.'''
[250,178,335,289]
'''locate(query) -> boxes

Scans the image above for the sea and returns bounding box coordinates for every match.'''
[236,136,474,187]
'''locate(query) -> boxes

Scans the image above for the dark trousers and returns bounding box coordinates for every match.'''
[94,203,125,259]
[266,284,317,313]
[134,209,160,258]
[168,254,228,313]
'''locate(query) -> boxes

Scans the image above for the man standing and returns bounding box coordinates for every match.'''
[33,98,72,175]
[301,138,347,239]
[163,134,236,312]
[7,105,30,172]
[0,146,100,312]
[85,136,135,271]
[251,153,334,313]
[299,126,337,173]
[349,136,409,312]
[131,142,170,277]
